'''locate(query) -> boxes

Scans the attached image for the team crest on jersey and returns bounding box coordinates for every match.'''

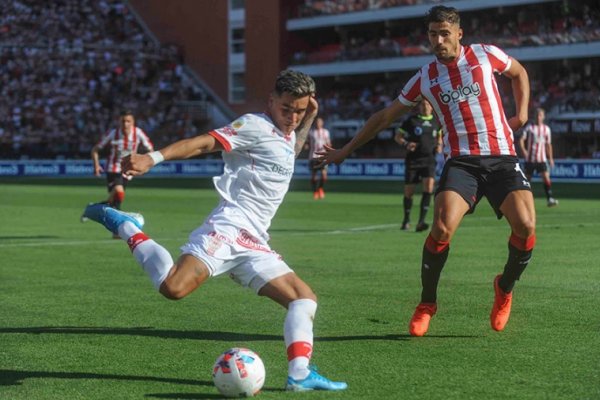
[232,117,246,130]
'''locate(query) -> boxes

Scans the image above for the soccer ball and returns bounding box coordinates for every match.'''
[212,348,266,397]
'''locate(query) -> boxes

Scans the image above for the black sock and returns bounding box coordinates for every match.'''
[499,243,533,293]
[403,196,413,224]
[418,192,432,224]
[311,179,318,192]
[544,183,553,200]
[421,245,449,303]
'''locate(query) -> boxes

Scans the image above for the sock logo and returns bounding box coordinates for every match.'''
[439,82,481,104]
[127,232,149,252]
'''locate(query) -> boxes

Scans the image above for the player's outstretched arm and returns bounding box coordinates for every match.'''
[316,99,411,166]
[504,57,530,132]
[122,133,224,176]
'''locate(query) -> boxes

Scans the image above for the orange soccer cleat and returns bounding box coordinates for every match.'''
[409,302,437,337]
[318,187,325,199]
[490,274,513,331]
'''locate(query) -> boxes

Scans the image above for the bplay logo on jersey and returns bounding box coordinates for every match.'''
[439,82,481,104]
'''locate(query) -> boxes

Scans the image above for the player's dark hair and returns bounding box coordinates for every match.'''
[425,6,460,26]
[120,110,135,118]
[274,69,315,98]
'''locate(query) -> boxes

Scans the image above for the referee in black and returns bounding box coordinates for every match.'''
[395,100,442,232]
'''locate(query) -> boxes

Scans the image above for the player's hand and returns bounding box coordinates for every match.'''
[315,144,349,167]
[406,142,417,152]
[306,95,319,119]
[549,159,555,168]
[122,153,153,177]
[507,116,526,131]
[94,165,103,176]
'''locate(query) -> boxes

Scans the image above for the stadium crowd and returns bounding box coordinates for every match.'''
[0,0,211,159]
[291,1,600,64]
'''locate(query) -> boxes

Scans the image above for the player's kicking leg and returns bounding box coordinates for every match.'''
[81,203,187,294]
[258,274,347,391]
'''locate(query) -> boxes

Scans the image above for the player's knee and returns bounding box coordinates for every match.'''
[159,281,189,300]
[431,221,454,242]
[512,219,536,239]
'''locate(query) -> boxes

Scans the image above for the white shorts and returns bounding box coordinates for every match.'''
[180,220,293,293]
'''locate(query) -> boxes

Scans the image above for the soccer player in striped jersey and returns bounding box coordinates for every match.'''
[90,110,154,211]
[518,108,558,207]
[394,100,442,232]
[308,117,332,199]
[81,70,346,392]
[318,6,535,336]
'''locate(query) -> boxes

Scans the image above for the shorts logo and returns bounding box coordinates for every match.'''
[439,82,481,104]
[220,125,238,136]
[236,229,271,253]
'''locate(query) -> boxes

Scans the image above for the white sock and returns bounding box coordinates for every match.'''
[118,221,141,240]
[285,299,317,380]
[123,227,174,289]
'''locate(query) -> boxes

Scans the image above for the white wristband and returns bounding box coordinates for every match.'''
[148,151,165,166]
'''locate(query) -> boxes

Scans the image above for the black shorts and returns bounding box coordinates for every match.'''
[436,156,532,219]
[524,162,548,176]
[106,172,129,192]
[309,159,327,172]
[405,157,436,184]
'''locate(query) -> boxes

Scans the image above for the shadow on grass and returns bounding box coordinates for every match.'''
[0,369,210,387]
[0,369,286,398]
[0,235,60,240]
[0,326,422,342]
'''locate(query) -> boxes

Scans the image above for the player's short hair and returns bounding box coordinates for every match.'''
[120,110,135,118]
[536,107,545,114]
[425,5,460,26]
[274,70,315,98]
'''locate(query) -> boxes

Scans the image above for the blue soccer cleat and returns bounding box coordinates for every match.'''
[285,366,347,392]
[81,203,144,234]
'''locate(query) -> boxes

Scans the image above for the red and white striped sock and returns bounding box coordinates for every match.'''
[285,299,317,380]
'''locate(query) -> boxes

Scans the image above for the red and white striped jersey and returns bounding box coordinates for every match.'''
[308,128,331,160]
[522,123,551,163]
[398,44,515,158]
[96,126,154,173]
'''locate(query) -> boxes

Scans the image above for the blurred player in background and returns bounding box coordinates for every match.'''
[394,100,442,232]
[81,70,347,392]
[90,110,153,211]
[518,108,558,207]
[318,6,535,337]
[308,117,332,199]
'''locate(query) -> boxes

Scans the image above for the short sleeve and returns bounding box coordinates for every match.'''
[96,129,114,148]
[209,115,259,153]
[398,71,422,106]
[483,44,511,74]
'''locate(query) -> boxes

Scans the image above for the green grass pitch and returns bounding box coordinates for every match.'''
[1,179,599,399]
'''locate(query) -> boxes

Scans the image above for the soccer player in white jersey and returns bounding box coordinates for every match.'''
[308,117,332,199]
[81,70,347,392]
[318,6,535,336]
[518,108,558,207]
[90,110,154,211]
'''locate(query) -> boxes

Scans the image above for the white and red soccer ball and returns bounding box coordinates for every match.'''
[212,348,266,397]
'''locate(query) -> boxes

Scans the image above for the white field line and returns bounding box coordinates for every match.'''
[0,222,597,248]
